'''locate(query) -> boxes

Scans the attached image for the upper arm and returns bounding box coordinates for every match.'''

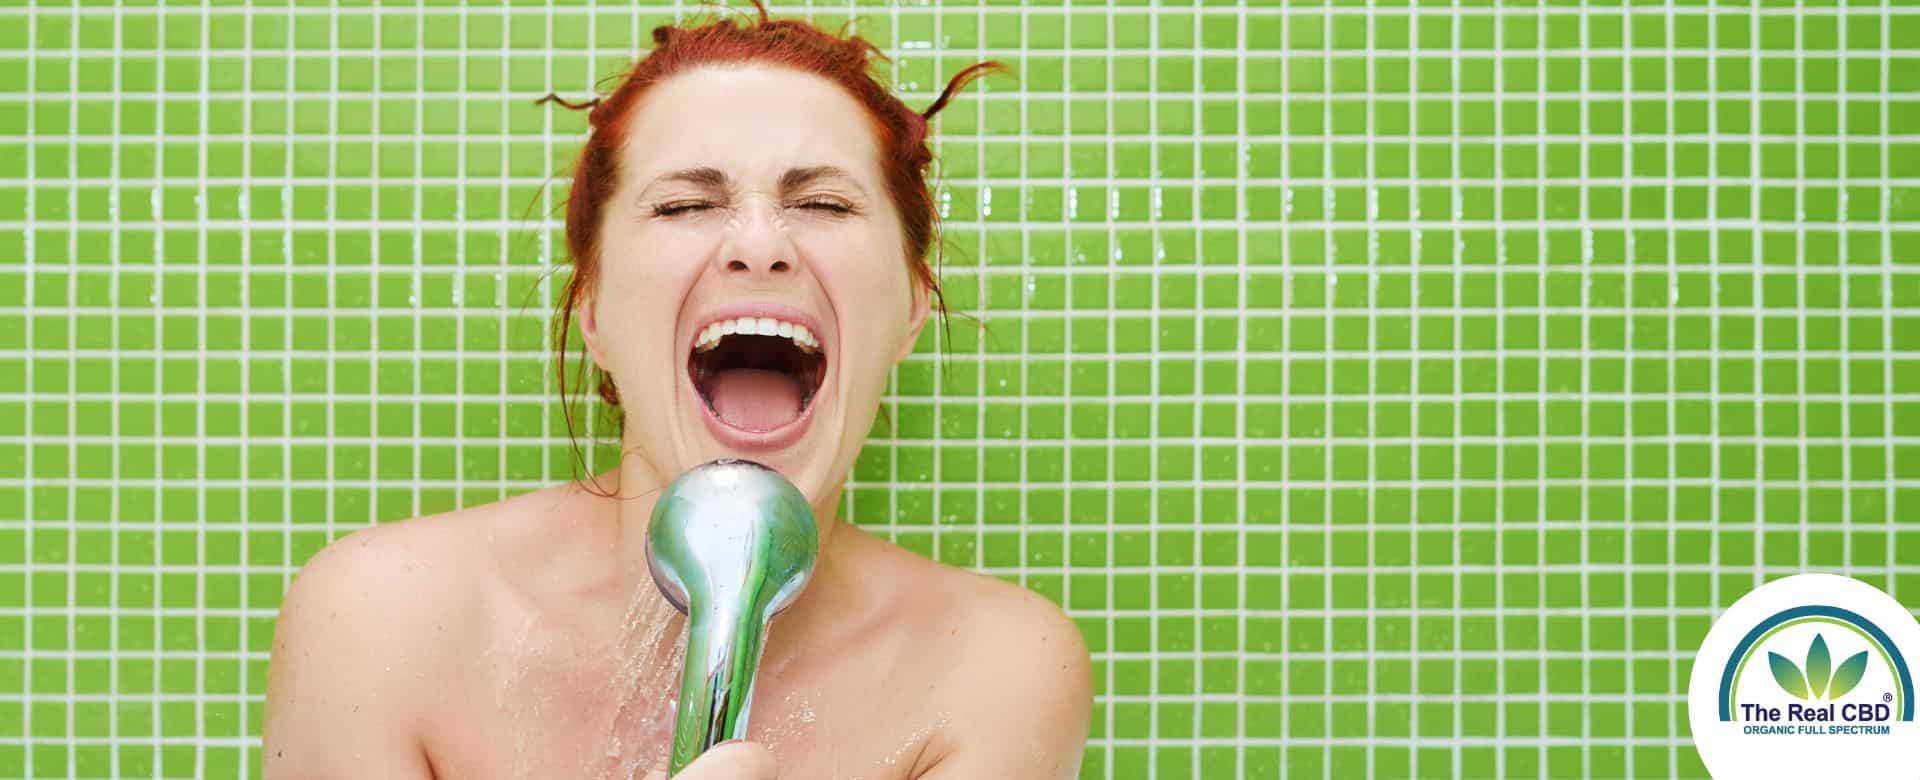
[916,585,1095,780]
[261,526,440,779]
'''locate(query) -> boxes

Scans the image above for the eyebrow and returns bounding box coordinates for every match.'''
[645,165,866,198]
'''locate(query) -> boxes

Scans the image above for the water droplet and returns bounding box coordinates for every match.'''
[980,185,993,218]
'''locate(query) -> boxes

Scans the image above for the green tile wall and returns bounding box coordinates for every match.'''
[3,0,1918,778]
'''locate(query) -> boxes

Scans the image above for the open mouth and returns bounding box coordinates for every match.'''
[687,324,827,434]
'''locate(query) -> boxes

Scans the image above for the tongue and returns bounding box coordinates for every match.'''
[707,368,805,432]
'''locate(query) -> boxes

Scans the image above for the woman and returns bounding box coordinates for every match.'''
[259,3,1092,778]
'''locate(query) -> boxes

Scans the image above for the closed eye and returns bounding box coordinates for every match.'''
[652,201,713,217]
[802,200,855,214]
[653,200,853,217]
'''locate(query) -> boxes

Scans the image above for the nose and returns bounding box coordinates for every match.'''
[715,200,799,278]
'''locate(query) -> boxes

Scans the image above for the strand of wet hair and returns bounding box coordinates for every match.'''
[535,92,601,112]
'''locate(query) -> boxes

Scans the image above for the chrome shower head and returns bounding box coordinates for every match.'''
[645,458,818,775]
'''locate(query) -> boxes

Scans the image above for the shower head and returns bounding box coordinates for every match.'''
[645,458,818,776]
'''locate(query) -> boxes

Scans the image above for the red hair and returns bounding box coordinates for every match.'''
[541,0,1003,453]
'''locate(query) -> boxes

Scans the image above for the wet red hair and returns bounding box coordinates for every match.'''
[541,0,1003,456]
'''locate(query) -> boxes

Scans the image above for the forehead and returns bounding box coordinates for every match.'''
[618,64,884,191]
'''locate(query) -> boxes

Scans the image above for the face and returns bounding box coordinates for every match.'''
[578,63,930,513]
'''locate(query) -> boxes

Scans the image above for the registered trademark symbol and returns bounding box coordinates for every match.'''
[1885,692,1895,703]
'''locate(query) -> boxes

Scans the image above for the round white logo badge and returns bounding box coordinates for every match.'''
[1688,573,1920,778]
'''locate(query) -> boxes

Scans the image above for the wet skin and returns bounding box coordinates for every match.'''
[261,479,1090,778]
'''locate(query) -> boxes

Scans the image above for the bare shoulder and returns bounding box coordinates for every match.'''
[260,495,524,776]
[945,568,1088,672]
[269,483,582,630]
[851,533,1093,779]
[953,569,1091,705]
[273,506,483,645]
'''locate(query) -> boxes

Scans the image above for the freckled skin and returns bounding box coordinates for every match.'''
[260,65,1092,780]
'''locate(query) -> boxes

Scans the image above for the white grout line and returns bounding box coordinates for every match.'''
[17,2,36,767]
[1233,0,1251,774]
[1879,0,1897,606]
[194,0,212,773]
[233,0,254,772]
[108,3,126,773]
[63,0,81,772]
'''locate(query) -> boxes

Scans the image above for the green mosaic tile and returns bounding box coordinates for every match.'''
[7,0,1916,777]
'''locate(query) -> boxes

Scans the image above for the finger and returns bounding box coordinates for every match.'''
[673,740,778,780]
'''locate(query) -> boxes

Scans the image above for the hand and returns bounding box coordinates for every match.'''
[641,740,778,780]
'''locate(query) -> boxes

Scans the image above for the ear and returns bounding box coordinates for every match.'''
[576,288,609,370]
[892,268,932,364]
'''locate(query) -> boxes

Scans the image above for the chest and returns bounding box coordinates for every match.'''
[418,619,939,779]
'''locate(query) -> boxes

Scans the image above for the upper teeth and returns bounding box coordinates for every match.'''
[694,316,820,353]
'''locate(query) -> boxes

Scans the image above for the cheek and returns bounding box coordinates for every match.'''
[805,231,908,306]
[589,246,695,373]
[804,236,911,385]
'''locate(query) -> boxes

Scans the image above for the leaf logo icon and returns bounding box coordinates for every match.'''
[1769,633,1871,701]
[1829,650,1870,699]
[1770,650,1808,699]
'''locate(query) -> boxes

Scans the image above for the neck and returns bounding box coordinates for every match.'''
[597,449,853,654]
